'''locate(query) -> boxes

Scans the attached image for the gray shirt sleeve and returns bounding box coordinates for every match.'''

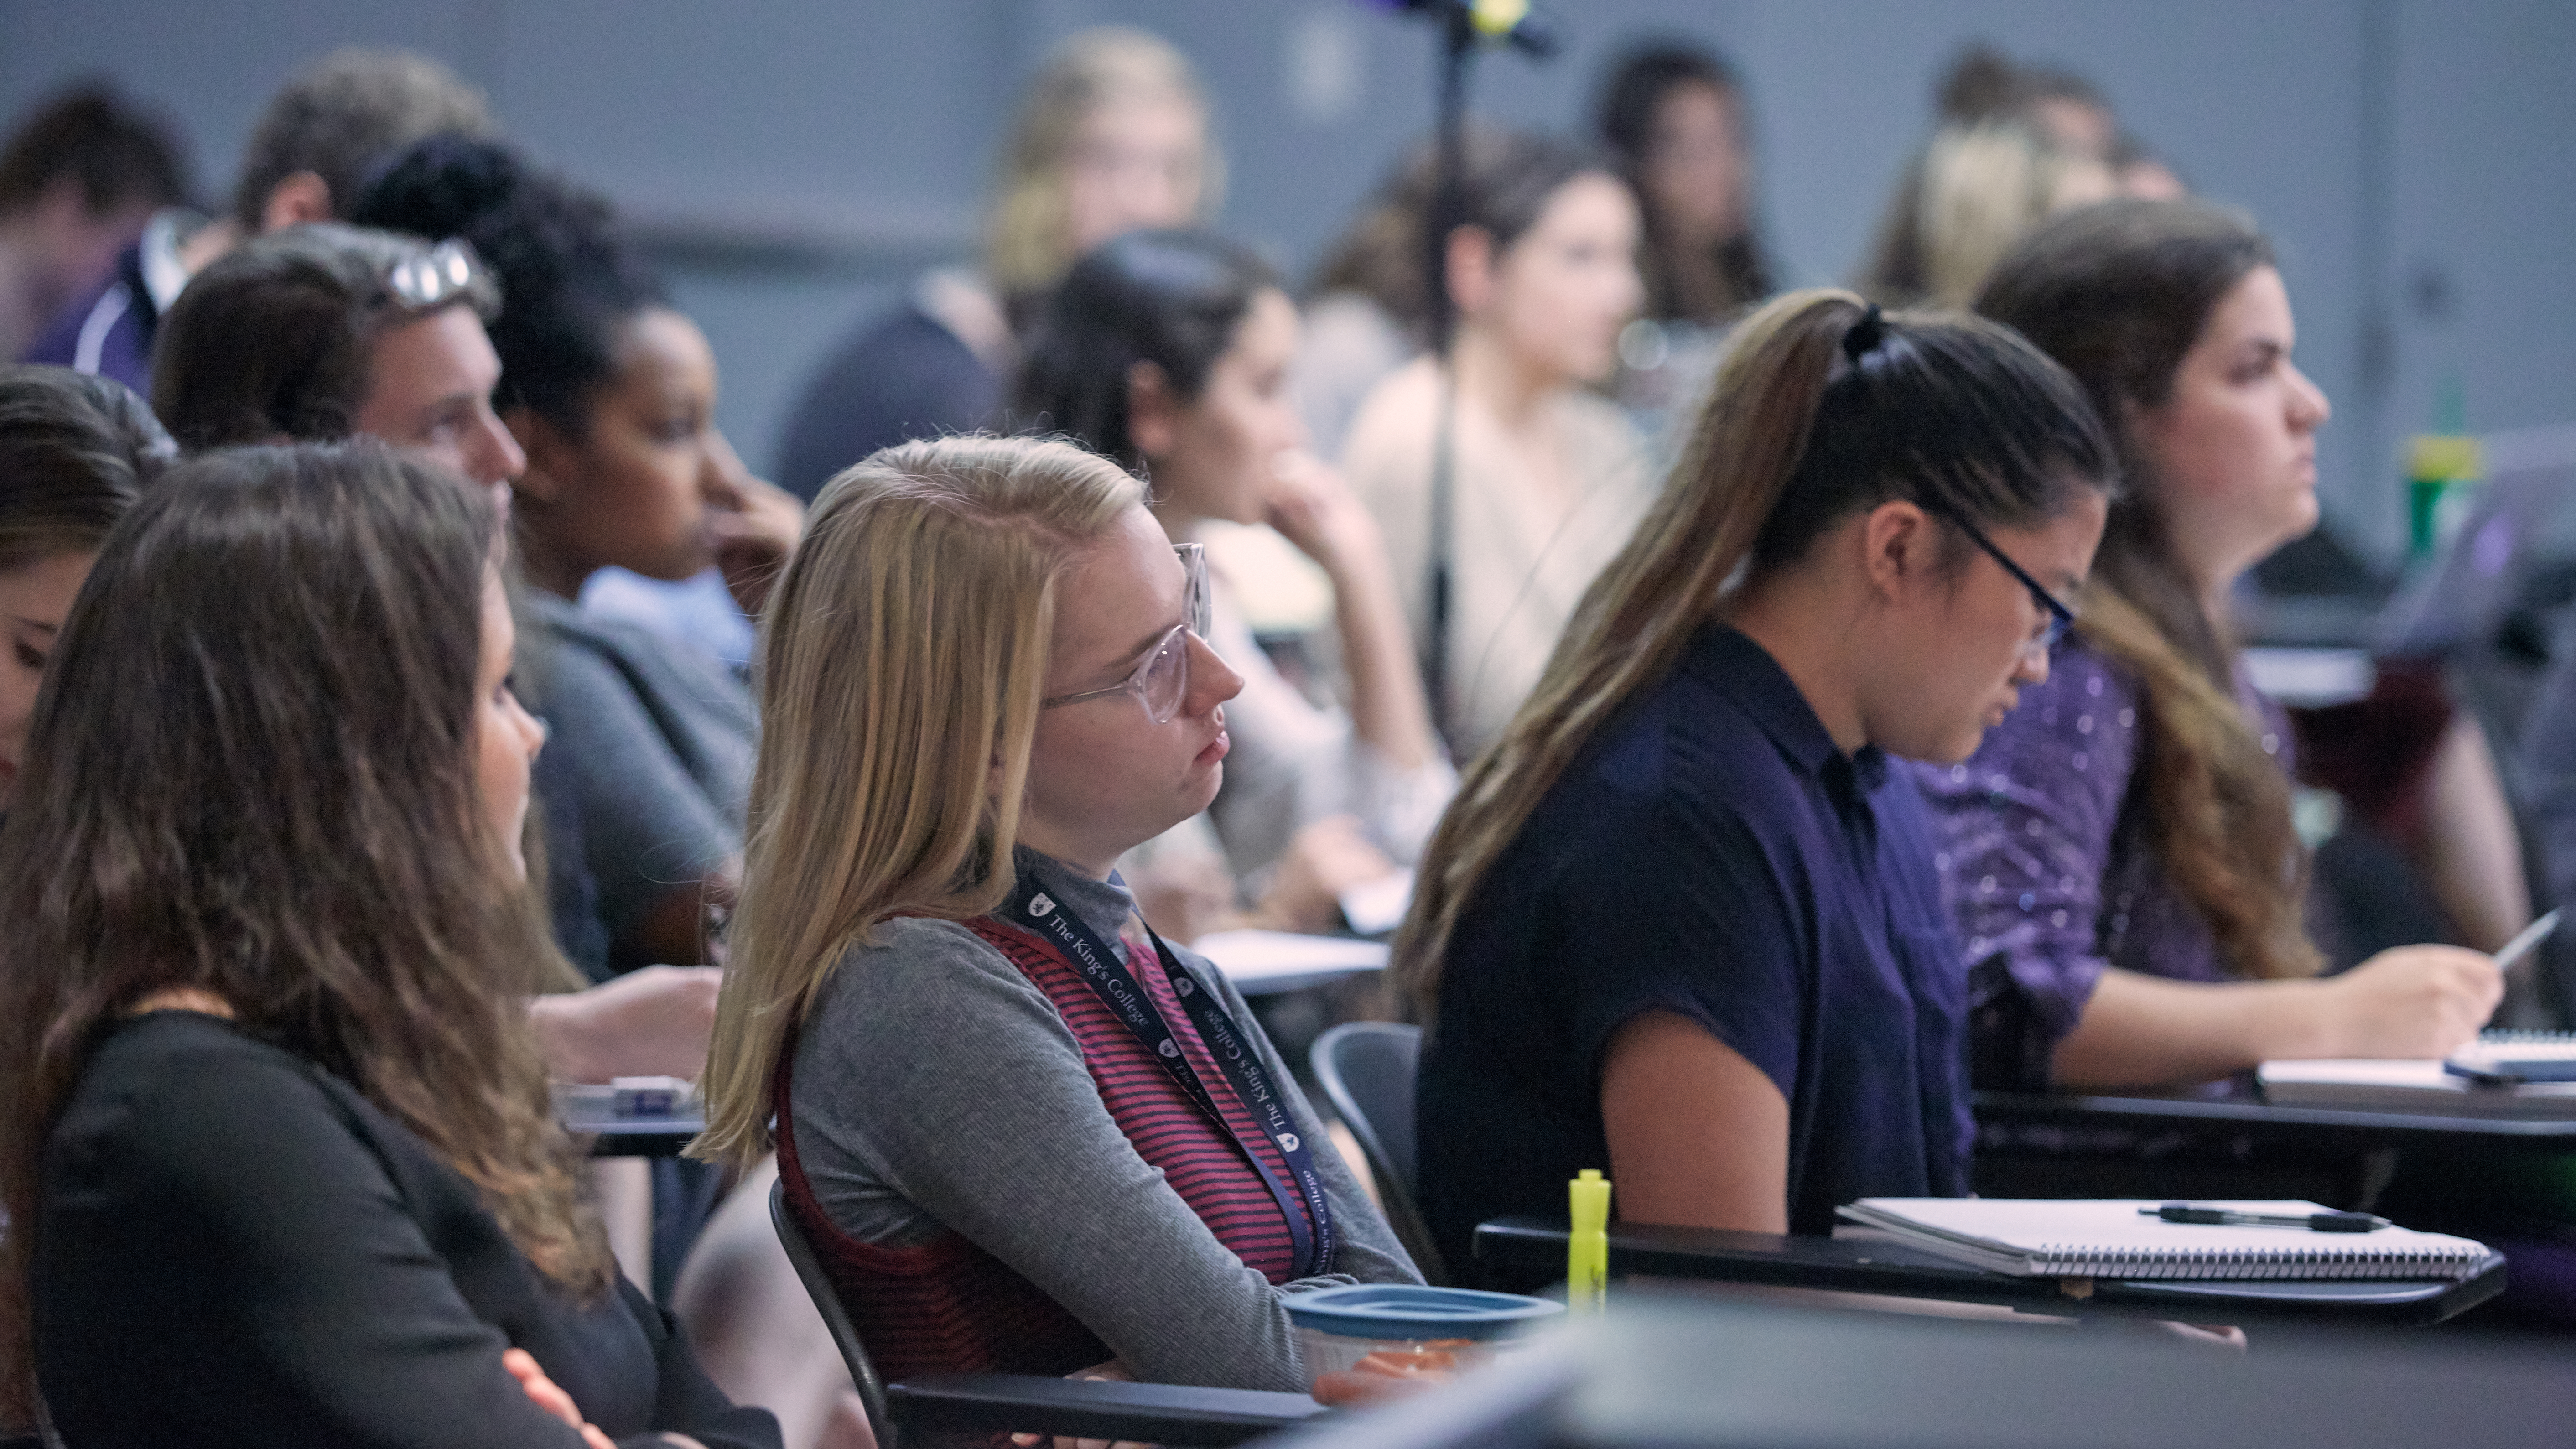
[525,608,754,946]
[790,917,1419,1391]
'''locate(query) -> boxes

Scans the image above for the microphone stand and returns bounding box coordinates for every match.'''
[1421,3,1472,747]
[1414,0,1554,748]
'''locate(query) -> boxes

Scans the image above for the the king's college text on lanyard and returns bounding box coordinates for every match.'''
[1000,872,1335,1278]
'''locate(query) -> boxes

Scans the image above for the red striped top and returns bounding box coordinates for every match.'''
[969,918,1313,1281]
[774,917,1311,1381]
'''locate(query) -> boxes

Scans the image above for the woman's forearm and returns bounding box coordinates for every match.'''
[2050,969,2329,1089]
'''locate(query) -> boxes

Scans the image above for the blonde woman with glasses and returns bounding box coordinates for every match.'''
[695,436,1416,1392]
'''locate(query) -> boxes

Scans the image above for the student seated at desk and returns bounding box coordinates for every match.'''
[1016,227,1452,937]
[693,436,1418,1391]
[1917,199,2500,1093]
[0,441,776,1447]
[1397,291,2117,1267]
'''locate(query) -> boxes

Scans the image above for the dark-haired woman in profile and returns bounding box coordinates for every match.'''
[0,442,777,1447]
[0,364,172,807]
[1397,292,2118,1278]
[353,136,801,974]
[1018,228,1449,936]
[1921,199,2498,1093]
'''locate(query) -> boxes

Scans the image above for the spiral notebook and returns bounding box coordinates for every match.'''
[1835,1200,2492,1281]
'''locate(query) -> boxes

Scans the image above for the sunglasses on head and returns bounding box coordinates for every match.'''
[382,237,490,314]
[1040,542,1213,726]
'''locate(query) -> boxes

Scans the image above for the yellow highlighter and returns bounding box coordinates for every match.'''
[1568,1169,1611,1314]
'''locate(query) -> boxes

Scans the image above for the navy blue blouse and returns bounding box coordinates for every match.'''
[1416,626,1973,1276]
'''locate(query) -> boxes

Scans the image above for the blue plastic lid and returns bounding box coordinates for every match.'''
[1283,1283,1564,1341]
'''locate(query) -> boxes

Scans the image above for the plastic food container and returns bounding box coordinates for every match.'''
[1285,1283,1563,1407]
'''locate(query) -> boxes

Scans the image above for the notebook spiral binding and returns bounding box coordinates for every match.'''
[2025,1242,2487,1280]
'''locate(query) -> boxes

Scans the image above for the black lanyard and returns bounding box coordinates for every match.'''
[997,871,1335,1279]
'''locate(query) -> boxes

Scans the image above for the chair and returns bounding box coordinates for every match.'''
[767,1180,1327,1447]
[1309,1022,1448,1284]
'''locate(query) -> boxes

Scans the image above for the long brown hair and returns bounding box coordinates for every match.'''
[1392,290,2118,1014]
[1976,197,2322,981]
[693,436,1145,1171]
[0,441,609,1418]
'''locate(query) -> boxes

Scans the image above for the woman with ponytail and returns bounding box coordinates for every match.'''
[1929,198,2498,1094]
[1399,290,2117,1272]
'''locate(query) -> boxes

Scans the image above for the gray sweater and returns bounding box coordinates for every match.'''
[789,850,1420,1390]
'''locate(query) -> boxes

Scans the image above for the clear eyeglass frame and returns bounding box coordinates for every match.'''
[1039,542,1212,725]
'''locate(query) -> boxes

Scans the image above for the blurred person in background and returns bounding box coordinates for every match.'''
[26,47,493,395]
[1018,228,1452,940]
[1295,143,1439,466]
[1596,41,1775,328]
[1592,39,1780,449]
[1855,116,2112,310]
[1340,130,1651,759]
[774,26,1218,500]
[0,84,188,365]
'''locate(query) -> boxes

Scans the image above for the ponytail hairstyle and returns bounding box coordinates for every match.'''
[1975,197,2322,982]
[1392,289,2117,1014]
[692,435,1147,1171]
[0,441,608,1419]
[1015,227,1281,473]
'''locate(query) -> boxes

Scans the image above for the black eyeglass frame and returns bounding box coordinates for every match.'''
[1919,498,2077,654]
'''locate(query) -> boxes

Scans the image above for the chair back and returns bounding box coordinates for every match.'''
[1309,1021,1448,1284]
[770,1177,899,1449]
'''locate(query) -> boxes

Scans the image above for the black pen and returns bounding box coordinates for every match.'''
[2141,1203,2388,1233]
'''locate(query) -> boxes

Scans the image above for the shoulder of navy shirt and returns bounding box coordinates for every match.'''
[1417,624,1973,1277]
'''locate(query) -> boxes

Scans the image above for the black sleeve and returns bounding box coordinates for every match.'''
[38,1032,649,1447]
[773,308,998,501]
[1559,795,1807,1097]
[618,1280,785,1449]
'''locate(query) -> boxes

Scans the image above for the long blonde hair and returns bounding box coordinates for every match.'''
[985,27,1219,297]
[1390,290,2117,1015]
[692,436,1146,1171]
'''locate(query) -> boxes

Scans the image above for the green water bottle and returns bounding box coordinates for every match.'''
[2407,375,2481,558]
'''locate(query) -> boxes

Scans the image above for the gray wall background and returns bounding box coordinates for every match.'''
[5,0,2571,561]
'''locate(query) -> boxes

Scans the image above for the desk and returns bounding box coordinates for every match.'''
[1975,1088,2576,1148]
[1195,929,1386,997]
[1259,1294,2576,1449]
[1472,1217,2504,1327]
[561,1104,704,1157]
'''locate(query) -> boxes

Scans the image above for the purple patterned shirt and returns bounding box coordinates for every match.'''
[1908,639,2290,1088]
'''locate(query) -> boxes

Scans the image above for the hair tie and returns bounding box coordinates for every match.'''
[1843,303,1886,364]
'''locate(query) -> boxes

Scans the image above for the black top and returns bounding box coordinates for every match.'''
[773,301,1000,502]
[32,1012,779,1449]
[1416,627,1973,1277]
